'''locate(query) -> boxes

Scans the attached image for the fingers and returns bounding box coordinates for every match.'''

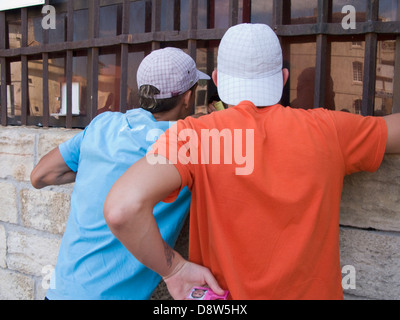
[163,261,226,300]
[202,268,225,296]
[208,103,217,114]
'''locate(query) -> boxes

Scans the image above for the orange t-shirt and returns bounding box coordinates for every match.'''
[150,101,387,300]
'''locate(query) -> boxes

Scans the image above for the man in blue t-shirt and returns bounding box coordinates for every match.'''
[30,48,210,300]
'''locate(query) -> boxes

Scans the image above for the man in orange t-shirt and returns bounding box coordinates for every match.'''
[104,24,400,300]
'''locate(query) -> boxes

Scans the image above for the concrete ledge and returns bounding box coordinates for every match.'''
[340,155,400,232]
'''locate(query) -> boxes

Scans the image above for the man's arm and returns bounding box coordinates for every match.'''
[30,147,76,189]
[384,113,400,154]
[104,154,223,299]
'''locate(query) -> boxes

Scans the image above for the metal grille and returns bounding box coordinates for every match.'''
[0,0,399,129]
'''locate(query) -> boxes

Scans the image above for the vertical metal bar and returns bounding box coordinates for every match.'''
[21,8,28,47]
[145,0,152,33]
[42,53,49,127]
[229,0,239,26]
[122,0,130,35]
[273,0,290,26]
[152,0,161,50]
[174,0,181,31]
[208,0,215,29]
[120,0,130,113]
[65,0,74,128]
[362,0,379,116]
[188,0,198,60]
[188,0,198,114]
[314,0,331,109]
[242,0,251,23]
[89,0,100,39]
[90,48,99,119]
[21,55,28,125]
[66,50,73,128]
[0,11,7,126]
[0,57,7,126]
[42,0,50,127]
[67,0,74,42]
[391,3,400,114]
[21,8,28,125]
[0,11,5,49]
[120,45,128,113]
[314,35,328,108]
[274,0,291,106]
[88,0,100,120]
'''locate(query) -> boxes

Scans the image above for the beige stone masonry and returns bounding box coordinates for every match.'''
[0,125,399,300]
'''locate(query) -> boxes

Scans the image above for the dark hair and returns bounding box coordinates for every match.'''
[139,84,197,114]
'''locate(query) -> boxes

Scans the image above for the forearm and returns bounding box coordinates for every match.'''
[107,202,184,278]
[105,198,224,300]
[104,156,224,299]
[31,147,76,189]
[384,113,400,154]
[104,156,187,278]
[33,171,76,189]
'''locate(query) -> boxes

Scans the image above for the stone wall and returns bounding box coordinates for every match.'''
[0,125,399,300]
[340,155,400,300]
[0,126,77,300]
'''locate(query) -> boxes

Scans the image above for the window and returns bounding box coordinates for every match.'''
[1,0,399,128]
[353,61,363,83]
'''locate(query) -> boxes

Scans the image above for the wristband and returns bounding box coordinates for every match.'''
[162,260,186,281]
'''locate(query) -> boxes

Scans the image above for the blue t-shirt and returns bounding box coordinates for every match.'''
[46,109,191,300]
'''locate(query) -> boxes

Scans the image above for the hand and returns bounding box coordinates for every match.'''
[207,103,217,114]
[163,260,225,300]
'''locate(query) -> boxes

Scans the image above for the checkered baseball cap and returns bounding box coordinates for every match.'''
[137,47,210,99]
[217,24,283,107]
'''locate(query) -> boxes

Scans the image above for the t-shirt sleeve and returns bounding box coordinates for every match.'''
[58,130,85,172]
[148,120,195,203]
[330,111,387,175]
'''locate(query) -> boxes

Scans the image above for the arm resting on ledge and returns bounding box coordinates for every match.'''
[30,147,76,189]
[384,113,400,154]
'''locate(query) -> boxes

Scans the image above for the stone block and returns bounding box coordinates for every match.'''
[0,182,18,224]
[7,230,61,277]
[37,128,81,160]
[20,188,70,234]
[0,127,35,182]
[0,154,34,182]
[340,227,400,300]
[0,225,6,268]
[340,155,400,232]
[0,268,34,300]
[0,127,36,155]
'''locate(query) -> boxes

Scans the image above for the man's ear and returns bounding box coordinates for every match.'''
[282,68,289,87]
[182,89,193,108]
[212,70,218,87]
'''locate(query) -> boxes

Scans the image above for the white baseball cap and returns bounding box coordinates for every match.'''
[217,24,283,107]
[137,47,210,99]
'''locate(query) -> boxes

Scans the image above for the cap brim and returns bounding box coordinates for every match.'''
[217,69,283,107]
[197,70,211,80]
